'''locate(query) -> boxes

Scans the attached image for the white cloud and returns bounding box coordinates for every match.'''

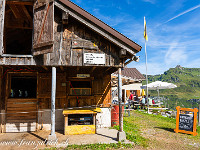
[142,0,156,4]
[164,41,187,66]
[165,4,200,24]
[92,8,130,27]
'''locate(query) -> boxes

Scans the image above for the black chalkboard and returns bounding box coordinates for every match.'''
[179,114,194,132]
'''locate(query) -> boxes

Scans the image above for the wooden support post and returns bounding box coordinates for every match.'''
[198,104,200,126]
[117,67,126,141]
[118,68,123,132]
[64,115,68,135]
[48,67,57,140]
[93,114,96,133]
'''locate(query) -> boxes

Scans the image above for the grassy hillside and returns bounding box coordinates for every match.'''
[143,65,200,109]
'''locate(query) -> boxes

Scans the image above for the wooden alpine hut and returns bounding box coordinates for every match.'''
[0,0,141,135]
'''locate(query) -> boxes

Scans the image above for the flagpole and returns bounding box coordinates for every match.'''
[144,16,149,113]
[145,39,149,113]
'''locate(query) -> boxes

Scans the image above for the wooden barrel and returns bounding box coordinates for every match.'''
[111,105,124,127]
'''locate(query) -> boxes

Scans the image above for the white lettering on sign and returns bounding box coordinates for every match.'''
[84,53,105,65]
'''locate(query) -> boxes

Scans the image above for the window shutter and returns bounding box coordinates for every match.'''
[32,0,54,55]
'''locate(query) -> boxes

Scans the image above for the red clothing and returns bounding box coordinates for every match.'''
[129,94,134,100]
[152,99,155,104]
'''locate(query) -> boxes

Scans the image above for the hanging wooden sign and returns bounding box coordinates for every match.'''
[77,74,90,78]
[174,106,198,136]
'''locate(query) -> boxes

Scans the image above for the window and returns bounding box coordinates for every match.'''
[70,81,91,96]
[4,1,33,55]
[10,77,37,98]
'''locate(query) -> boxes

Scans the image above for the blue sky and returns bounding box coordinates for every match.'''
[70,0,200,75]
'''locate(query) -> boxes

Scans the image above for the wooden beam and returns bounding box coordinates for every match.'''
[55,1,136,56]
[60,66,64,71]
[76,66,80,72]
[21,5,32,23]
[42,66,48,71]
[106,67,112,72]
[8,4,21,19]
[90,67,96,74]
[5,25,32,30]
[6,1,34,6]
[24,66,32,70]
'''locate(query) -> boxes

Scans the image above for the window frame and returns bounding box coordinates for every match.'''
[68,77,94,96]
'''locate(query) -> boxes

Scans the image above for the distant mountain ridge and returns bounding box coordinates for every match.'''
[142,65,200,109]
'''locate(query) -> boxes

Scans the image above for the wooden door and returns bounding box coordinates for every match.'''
[32,0,54,55]
[6,98,37,132]
[0,0,5,55]
[6,74,38,132]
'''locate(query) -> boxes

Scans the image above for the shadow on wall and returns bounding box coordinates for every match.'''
[38,109,64,131]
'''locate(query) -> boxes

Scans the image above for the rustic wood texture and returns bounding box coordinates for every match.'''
[37,67,113,109]
[6,98,37,132]
[38,73,67,109]
[0,55,36,65]
[33,1,54,55]
[49,8,122,67]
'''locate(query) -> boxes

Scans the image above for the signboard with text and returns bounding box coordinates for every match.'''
[84,53,105,65]
[174,106,198,136]
[77,74,90,78]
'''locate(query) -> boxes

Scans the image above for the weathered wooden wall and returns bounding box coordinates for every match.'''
[33,1,54,55]
[37,68,112,108]
[43,7,121,66]
[38,73,67,109]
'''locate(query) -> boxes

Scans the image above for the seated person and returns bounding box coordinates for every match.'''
[134,95,140,102]
[128,92,134,109]
[148,94,153,105]
[140,95,146,109]
[152,99,155,104]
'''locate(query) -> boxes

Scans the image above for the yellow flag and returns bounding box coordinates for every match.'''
[144,17,148,41]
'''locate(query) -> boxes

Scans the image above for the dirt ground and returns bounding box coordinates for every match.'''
[0,128,132,150]
[132,111,200,150]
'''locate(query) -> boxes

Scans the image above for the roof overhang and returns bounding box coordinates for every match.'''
[56,0,142,55]
[112,74,145,82]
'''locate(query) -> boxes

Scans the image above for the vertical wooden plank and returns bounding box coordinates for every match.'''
[33,1,54,55]
[64,115,68,135]
[193,108,198,136]
[174,106,180,133]
[0,66,2,109]
[0,0,5,55]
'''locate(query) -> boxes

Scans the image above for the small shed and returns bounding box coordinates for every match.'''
[0,0,141,133]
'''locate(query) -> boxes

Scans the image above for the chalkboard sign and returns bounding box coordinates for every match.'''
[179,114,194,132]
[174,106,198,136]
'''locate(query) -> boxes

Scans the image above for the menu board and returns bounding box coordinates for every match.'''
[179,114,194,132]
[174,106,198,136]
